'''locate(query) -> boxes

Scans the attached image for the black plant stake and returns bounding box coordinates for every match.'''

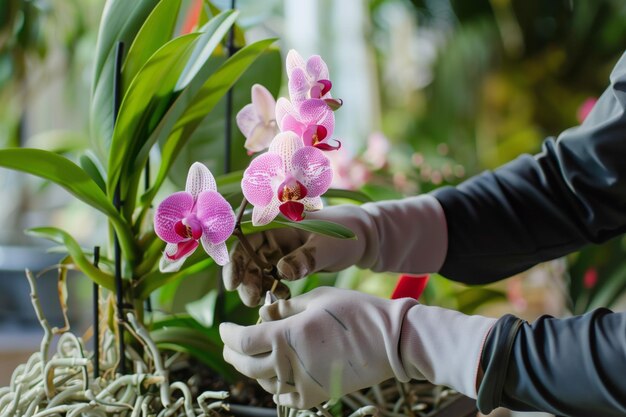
[113,41,126,375]
[92,246,100,379]
[224,0,237,174]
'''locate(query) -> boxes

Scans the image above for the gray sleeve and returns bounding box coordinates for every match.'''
[431,51,626,284]
[477,309,626,416]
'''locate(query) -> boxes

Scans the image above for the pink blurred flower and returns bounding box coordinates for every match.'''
[327,150,370,190]
[583,267,598,289]
[242,131,333,225]
[286,50,334,106]
[154,163,235,272]
[236,84,279,154]
[275,97,340,151]
[577,97,597,124]
[363,132,390,170]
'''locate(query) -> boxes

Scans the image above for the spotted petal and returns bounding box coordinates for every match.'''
[286,49,306,77]
[196,190,236,244]
[200,238,229,266]
[154,191,194,244]
[298,99,335,136]
[268,131,303,176]
[306,55,330,82]
[252,199,281,226]
[242,153,284,206]
[288,67,310,105]
[302,196,323,211]
[186,162,216,197]
[292,147,332,197]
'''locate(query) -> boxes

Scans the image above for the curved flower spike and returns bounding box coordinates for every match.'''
[154,162,235,272]
[236,84,279,154]
[275,98,341,151]
[286,49,333,106]
[242,131,333,226]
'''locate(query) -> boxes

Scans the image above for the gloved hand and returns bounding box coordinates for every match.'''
[219,287,497,410]
[223,195,448,306]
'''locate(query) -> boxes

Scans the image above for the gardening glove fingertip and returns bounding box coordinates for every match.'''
[276,247,317,280]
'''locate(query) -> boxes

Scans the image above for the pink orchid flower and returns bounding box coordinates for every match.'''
[236,84,279,154]
[286,50,335,107]
[275,97,341,151]
[154,162,235,272]
[242,131,333,226]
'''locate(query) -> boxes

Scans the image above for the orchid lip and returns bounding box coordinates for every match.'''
[279,201,305,222]
[277,179,308,202]
[166,239,199,261]
[314,139,342,151]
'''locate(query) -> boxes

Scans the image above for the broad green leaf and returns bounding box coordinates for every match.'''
[107,10,239,216]
[0,148,137,260]
[135,257,215,299]
[79,152,106,192]
[185,289,218,327]
[91,0,158,159]
[151,326,238,381]
[122,0,183,94]
[0,148,116,217]
[240,218,356,240]
[26,227,115,291]
[140,39,277,212]
[167,47,281,187]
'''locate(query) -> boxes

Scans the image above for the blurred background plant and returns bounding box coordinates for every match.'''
[1,0,626,406]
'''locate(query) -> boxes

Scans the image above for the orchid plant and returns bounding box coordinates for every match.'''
[153,50,349,285]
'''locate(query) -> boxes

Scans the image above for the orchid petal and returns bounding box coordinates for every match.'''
[242,153,284,206]
[298,99,335,136]
[244,124,278,153]
[275,97,296,128]
[292,147,332,197]
[252,199,281,226]
[268,131,303,174]
[286,49,306,77]
[288,67,309,105]
[251,84,276,123]
[306,55,330,81]
[236,103,259,138]
[279,201,305,222]
[159,241,198,272]
[200,238,229,266]
[280,114,306,136]
[154,191,194,244]
[301,196,323,211]
[186,162,216,196]
[314,138,341,151]
[196,190,236,244]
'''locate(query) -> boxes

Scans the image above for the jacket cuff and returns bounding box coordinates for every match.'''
[476,314,524,414]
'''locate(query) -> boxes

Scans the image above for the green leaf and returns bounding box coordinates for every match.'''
[240,218,356,240]
[107,10,239,217]
[185,289,218,327]
[79,152,106,192]
[135,257,215,299]
[26,227,115,291]
[25,129,89,153]
[0,148,116,217]
[122,0,183,93]
[151,326,238,381]
[91,0,158,159]
[0,148,138,261]
[140,39,277,211]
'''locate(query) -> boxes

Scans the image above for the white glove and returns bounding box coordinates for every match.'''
[223,195,448,306]
[219,287,496,410]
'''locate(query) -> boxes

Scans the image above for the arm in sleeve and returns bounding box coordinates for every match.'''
[477,309,626,416]
[431,51,626,284]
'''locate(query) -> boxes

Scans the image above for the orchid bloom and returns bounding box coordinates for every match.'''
[286,50,336,107]
[275,97,341,151]
[242,131,333,226]
[236,84,279,154]
[154,162,235,272]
